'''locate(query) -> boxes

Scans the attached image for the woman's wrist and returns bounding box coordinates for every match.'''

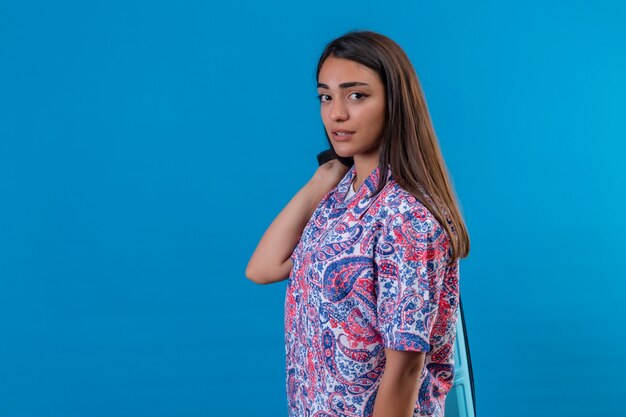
[306,175,329,194]
[302,179,331,215]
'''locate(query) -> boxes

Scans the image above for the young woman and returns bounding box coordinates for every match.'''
[246,30,470,417]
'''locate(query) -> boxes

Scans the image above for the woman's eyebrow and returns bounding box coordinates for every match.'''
[317,81,370,89]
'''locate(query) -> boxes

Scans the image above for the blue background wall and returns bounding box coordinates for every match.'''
[1,1,625,416]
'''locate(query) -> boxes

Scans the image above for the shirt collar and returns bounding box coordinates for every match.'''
[333,162,393,209]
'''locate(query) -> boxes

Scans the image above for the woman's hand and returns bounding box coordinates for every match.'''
[308,159,350,198]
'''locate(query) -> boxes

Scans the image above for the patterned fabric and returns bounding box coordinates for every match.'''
[284,163,460,417]
[345,178,356,199]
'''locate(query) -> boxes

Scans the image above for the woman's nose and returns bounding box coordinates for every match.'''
[330,100,348,121]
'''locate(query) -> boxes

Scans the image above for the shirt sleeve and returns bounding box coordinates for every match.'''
[373,205,451,352]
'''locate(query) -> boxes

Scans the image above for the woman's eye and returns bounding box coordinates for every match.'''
[349,92,367,100]
[318,94,331,102]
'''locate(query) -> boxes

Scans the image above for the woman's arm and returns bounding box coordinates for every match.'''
[372,349,426,417]
[245,160,348,285]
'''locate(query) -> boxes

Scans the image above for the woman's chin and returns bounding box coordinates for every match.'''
[332,146,354,159]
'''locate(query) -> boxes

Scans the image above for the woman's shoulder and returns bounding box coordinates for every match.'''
[381,179,442,227]
[375,180,453,265]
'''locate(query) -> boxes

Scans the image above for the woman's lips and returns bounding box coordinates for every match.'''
[332,131,355,141]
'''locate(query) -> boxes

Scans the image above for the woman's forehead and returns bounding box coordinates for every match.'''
[318,57,381,85]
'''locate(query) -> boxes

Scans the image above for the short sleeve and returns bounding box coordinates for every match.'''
[373,206,451,352]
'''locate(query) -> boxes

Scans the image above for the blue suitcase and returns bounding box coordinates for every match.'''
[445,297,476,417]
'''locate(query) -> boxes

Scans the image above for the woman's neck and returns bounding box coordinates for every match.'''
[352,151,380,192]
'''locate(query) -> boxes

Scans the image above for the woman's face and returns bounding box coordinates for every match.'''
[317,56,386,159]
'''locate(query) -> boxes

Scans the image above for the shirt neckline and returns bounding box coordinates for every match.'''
[333,162,393,209]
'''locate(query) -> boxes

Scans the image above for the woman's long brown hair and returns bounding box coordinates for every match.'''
[317,30,470,261]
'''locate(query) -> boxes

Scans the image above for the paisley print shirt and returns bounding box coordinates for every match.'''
[284,163,460,417]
